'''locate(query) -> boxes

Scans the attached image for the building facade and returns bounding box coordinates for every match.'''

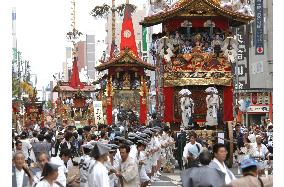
[75,41,86,72]
[237,0,273,125]
[86,35,96,79]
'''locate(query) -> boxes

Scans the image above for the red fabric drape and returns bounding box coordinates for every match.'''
[223,86,234,121]
[69,59,84,89]
[106,96,112,125]
[163,87,174,122]
[164,18,229,32]
[120,4,138,57]
[140,96,147,125]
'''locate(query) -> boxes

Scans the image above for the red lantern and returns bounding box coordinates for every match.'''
[252,93,258,104]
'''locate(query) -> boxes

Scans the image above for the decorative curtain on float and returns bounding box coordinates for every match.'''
[223,86,234,121]
[163,87,174,122]
[69,58,85,89]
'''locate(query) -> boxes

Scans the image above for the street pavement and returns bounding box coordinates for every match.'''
[148,170,182,187]
[148,167,243,187]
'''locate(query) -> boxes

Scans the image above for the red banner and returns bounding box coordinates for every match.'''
[223,86,234,121]
[140,96,147,125]
[106,96,112,125]
[163,87,174,122]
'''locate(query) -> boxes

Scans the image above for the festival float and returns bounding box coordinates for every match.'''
[96,2,155,126]
[141,0,254,166]
[52,59,96,124]
[12,81,43,129]
[52,0,96,125]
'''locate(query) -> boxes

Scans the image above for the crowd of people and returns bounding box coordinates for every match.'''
[12,115,273,187]
[12,119,176,187]
[232,120,273,175]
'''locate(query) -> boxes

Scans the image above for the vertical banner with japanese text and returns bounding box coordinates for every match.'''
[233,26,250,89]
[255,0,264,55]
[93,101,104,125]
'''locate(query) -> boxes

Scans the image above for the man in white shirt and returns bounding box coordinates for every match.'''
[209,143,236,184]
[12,152,33,187]
[34,123,40,132]
[88,142,111,187]
[129,144,138,160]
[183,133,202,168]
[112,107,119,125]
[116,144,140,187]
[136,141,150,187]
[251,135,271,171]
[267,119,273,129]
[36,152,67,187]
[20,133,32,162]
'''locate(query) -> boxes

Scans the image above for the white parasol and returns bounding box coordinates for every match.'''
[179,89,192,96]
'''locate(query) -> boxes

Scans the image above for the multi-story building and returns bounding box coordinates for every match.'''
[86,35,96,80]
[63,47,72,82]
[75,41,86,72]
[236,0,273,125]
[63,36,97,82]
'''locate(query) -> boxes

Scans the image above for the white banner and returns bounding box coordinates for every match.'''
[93,101,104,125]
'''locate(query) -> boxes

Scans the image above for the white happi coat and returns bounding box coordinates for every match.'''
[180,97,194,127]
[35,179,60,187]
[143,146,153,174]
[50,156,67,187]
[153,136,161,164]
[129,145,138,161]
[79,154,92,187]
[205,94,220,126]
[112,108,119,125]
[137,151,150,183]
[104,157,118,187]
[114,149,122,170]
[88,161,110,187]
[120,156,140,187]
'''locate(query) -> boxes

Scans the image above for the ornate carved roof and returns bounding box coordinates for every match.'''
[96,48,156,71]
[52,82,96,92]
[141,0,254,27]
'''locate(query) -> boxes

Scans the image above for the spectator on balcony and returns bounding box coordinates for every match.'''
[181,40,193,54]
[203,42,213,53]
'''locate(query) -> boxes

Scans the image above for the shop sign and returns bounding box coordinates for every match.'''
[255,0,264,55]
[247,105,269,113]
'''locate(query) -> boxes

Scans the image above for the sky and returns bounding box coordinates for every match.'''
[12,0,148,90]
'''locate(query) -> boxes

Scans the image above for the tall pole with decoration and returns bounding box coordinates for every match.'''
[111,0,116,56]
[90,0,136,59]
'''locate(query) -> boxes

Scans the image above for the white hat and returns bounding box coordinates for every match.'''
[82,143,94,150]
[205,87,215,93]
[92,142,111,158]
